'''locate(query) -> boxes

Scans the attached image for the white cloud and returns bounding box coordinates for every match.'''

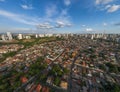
[95,0,113,5]
[21,0,34,10]
[55,20,72,28]
[107,4,120,12]
[0,0,5,2]
[86,28,93,32]
[56,8,72,27]
[64,0,71,6]
[55,13,72,28]
[95,0,101,5]
[95,0,120,13]
[0,5,73,32]
[56,21,65,28]
[36,23,54,29]
[82,25,86,27]
[46,4,58,18]
[21,4,33,10]
[45,4,72,28]
[105,5,111,9]
[103,22,107,26]
[0,9,38,25]
[61,9,68,16]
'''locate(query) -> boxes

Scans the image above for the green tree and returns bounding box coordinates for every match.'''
[54,77,60,86]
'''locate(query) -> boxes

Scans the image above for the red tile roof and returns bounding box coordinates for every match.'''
[21,76,28,83]
[36,84,42,92]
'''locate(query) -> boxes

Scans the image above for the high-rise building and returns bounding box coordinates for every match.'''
[18,34,23,39]
[1,34,8,41]
[35,34,39,38]
[39,34,45,37]
[91,35,94,40]
[25,35,31,39]
[7,32,13,40]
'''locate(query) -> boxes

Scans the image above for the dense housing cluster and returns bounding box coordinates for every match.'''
[0,34,120,92]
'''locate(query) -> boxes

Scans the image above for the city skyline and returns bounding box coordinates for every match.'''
[0,0,120,33]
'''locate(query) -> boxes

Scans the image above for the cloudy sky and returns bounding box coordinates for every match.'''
[0,0,120,33]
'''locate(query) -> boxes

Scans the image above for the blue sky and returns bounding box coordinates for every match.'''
[0,0,120,33]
